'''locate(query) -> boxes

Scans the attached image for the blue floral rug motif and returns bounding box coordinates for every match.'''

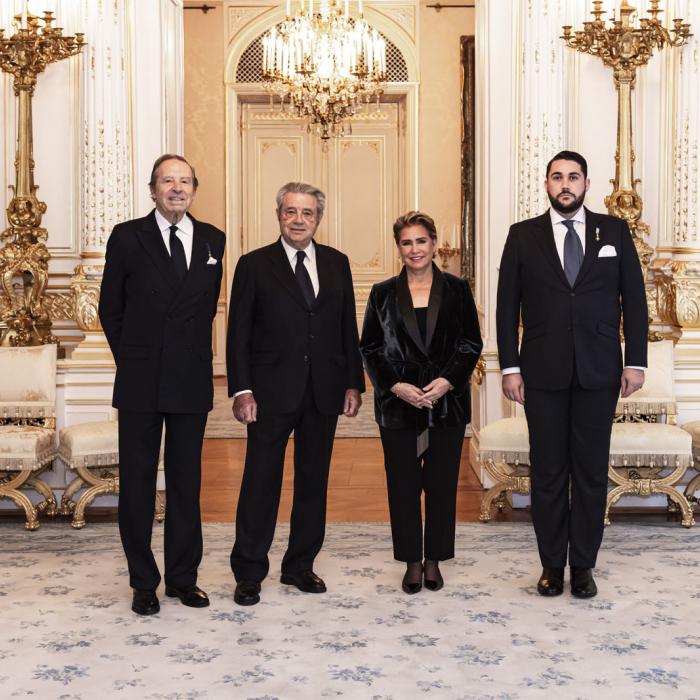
[1,522,699,698]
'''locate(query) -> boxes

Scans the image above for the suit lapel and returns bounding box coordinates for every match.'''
[171,219,209,303]
[268,238,309,310]
[136,210,179,289]
[533,211,570,289]
[424,263,444,351]
[396,267,428,356]
[314,243,331,310]
[573,208,602,287]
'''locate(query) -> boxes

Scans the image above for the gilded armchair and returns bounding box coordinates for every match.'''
[0,344,58,529]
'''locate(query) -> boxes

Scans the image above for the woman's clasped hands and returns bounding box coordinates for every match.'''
[391,377,451,409]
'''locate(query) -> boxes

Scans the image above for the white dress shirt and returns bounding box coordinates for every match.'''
[502,206,644,375]
[155,209,193,268]
[280,236,320,296]
[234,237,320,398]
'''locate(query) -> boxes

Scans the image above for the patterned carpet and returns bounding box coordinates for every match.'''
[205,385,379,438]
[2,521,699,698]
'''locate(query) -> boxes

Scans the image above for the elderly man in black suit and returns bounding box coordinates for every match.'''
[99,154,225,615]
[227,182,365,606]
[496,150,648,598]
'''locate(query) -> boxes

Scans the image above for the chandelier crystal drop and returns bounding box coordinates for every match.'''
[262,0,387,140]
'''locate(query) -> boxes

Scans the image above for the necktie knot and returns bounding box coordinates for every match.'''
[562,219,576,233]
[297,250,306,263]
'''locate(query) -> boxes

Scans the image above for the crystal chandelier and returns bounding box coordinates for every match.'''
[262,0,387,140]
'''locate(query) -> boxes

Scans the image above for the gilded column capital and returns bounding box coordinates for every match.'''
[70,264,103,333]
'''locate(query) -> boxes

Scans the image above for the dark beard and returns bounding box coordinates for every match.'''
[548,190,586,215]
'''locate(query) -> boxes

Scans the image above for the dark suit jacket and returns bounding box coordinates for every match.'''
[496,207,648,391]
[360,265,483,429]
[226,239,365,415]
[98,210,225,413]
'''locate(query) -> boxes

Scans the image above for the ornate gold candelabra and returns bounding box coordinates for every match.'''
[562,1,691,271]
[0,12,85,346]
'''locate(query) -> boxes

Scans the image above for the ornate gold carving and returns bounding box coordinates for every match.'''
[605,462,695,528]
[479,459,531,522]
[473,355,486,386]
[71,264,103,332]
[1,290,75,323]
[0,12,85,346]
[436,241,460,271]
[648,259,700,331]
[62,464,165,529]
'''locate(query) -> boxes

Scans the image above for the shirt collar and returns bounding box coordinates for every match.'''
[280,235,316,264]
[155,209,193,236]
[549,206,586,229]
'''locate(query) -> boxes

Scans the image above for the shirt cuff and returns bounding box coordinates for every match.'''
[624,366,646,371]
[234,389,253,397]
[502,367,521,375]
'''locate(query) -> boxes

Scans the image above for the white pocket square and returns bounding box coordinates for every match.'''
[598,245,617,258]
[206,257,218,265]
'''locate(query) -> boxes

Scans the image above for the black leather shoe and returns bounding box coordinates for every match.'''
[234,580,261,606]
[132,588,159,615]
[537,567,564,596]
[570,567,597,598]
[424,562,444,592]
[402,566,423,595]
[280,570,327,593]
[165,584,210,608]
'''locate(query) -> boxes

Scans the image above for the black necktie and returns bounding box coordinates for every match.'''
[169,224,187,281]
[295,250,315,307]
[562,219,583,287]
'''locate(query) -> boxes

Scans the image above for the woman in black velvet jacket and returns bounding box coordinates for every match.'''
[360,212,482,593]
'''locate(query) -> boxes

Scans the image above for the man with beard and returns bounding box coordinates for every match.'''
[496,151,647,598]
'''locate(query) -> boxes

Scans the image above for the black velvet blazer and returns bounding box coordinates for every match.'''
[360,265,483,429]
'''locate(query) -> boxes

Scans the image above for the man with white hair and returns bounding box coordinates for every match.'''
[227,182,365,606]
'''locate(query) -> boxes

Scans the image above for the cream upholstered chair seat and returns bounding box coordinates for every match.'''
[478,411,530,521]
[478,416,530,465]
[0,425,56,470]
[59,420,121,467]
[58,419,165,529]
[605,340,694,527]
[0,344,58,529]
[680,420,700,506]
[610,422,692,466]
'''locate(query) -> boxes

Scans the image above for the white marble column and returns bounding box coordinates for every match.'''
[69,0,185,360]
[68,0,132,360]
[660,0,700,423]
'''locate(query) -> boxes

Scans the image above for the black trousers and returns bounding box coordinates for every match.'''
[379,424,466,562]
[118,410,208,590]
[230,380,339,582]
[524,373,618,569]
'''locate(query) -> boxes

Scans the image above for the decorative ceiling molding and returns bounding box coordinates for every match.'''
[373,4,416,44]
[227,5,274,43]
